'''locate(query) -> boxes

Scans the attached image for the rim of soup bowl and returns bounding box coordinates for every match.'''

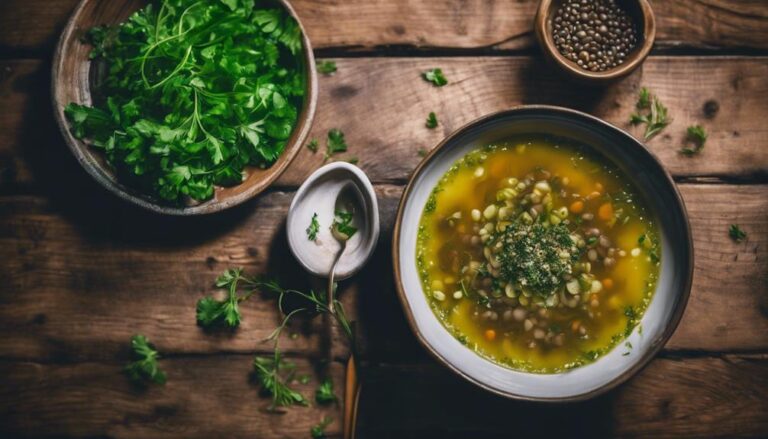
[391,105,693,402]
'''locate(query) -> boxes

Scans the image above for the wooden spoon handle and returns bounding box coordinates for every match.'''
[343,354,360,439]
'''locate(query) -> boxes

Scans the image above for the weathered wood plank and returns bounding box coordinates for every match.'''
[1,57,767,195]
[0,184,764,363]
[0,354,765,438]
[0,356,345,438]
[357,354,768,438]
[1,0,767,55]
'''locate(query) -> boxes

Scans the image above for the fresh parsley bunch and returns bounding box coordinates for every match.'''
[65,0,306,203]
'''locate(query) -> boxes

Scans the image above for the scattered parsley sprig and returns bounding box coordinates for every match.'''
[307,212,320,241]
[253,350,309,410]
[422,68,448,87]
[630,87,671,140]
[680,125,708,156]
[729,224,747,242]
[426,112,438,129]
[317,60,337,75]
[196,268,260,328]
[323,129,348,162]
[311,416,334,438]
[124,335,166,386]
[315,377,338,405]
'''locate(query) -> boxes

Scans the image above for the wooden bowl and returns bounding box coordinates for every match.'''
[52,0,318,215]
[393,106,693,401]
[534,0,656,84]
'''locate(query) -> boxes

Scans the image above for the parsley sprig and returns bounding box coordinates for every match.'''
[426,112,438,129]
[317,60,337,75]
[307,212,320,241]
[729,224,747,242]
[124,335,166,385]
[196,268,261,328]
[315,377,338,405]
[253,351,308,410]
[422,68,448,87]
[332,210,358,239]
[630,87,671,140]
[680,125,708,156]
[323,129,348,161]
[311,416,334,438]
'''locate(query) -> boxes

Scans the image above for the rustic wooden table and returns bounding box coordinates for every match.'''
[1,1,767,438]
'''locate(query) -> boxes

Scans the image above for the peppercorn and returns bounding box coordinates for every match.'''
[551,0,639,72]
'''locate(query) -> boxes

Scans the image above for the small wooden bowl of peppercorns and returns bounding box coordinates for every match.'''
[535,0,655,84]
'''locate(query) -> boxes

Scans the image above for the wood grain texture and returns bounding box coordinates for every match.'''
[0,356,345,438]
[2,57,768,195]
[357,354,768,438]
[0,184,764,363]
[0,354,765,439]
[1,0,768,55]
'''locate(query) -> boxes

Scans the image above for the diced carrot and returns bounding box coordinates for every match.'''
[571,320,581,332]
[484,329,496,341]
[569,200,584,214]
[603,278,614,289]
[598,202,614,221]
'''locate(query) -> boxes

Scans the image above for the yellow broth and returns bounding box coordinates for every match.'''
[416,136,660,373]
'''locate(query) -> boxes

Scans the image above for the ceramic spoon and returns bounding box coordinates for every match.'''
[286,162,380,439]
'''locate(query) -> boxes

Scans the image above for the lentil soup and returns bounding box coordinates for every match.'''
[416,135,660,373]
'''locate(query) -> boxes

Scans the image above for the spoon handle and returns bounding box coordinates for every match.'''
[343,354,361,439]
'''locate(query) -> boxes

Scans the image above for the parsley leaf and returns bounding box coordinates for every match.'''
[417,148,428,157]
[307,213,320,241]
[315,377,338,405]
[197,268,265,328]
[311,416,334,438]
[324,129,348,161]
[65,1,306,204]
[332,210,358,239]
[345,156,359,165]
[426,112,438,129]
[306,138,319,152]
[124,335,166,385]
[317,61,337,75]
[253,351,308,410]
[729,224,747,242]
[680,125,708,156]
[629,88,671,140]
[422,68,448,87]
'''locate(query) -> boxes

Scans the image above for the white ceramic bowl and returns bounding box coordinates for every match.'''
[392,106,693,401]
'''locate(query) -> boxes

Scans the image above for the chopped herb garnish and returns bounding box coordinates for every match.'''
[680,125,708,156]
[315,377,338,405]
[306,138,319,152]
[253,351,308,410]
[306,213,320,241]
[298,374,311,385]
[638,234,646,245]
[497,221,578,298]
[345,156,359,165]
[323,128,348,161]
[417,148,428,157]
[729,224,747,242]
[332,210,358,239]
[124,335,166,385]
[426,112,438,129]
[310,416,334,438]
[630,88,671,140]
[317,60,337,75]
[422,68,448,87]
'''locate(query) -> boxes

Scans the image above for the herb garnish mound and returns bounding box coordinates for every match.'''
[65,0,305,203]
[497,221,579,297]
